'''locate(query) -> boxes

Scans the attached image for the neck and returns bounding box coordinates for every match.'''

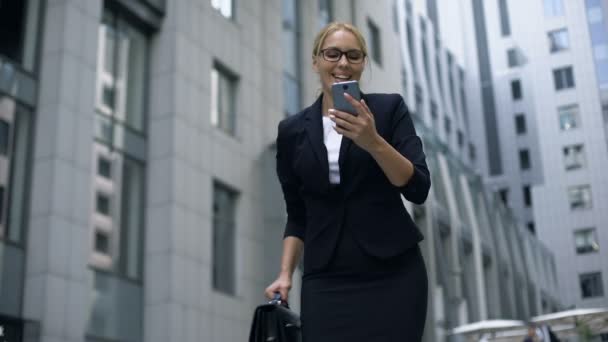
[321,90,333,116]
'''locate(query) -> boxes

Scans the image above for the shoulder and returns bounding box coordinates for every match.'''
[277,107,308,141]
[363,93,407,113]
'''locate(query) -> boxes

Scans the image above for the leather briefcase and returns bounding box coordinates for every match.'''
[248,294,302,342]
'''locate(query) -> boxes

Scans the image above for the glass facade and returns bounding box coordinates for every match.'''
[88,7,149,341]
[0,0,40,324]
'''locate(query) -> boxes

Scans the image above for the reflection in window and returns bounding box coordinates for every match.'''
[574,228,599,254]
[211,63,238,136]
[553,66,575,90]
[558,104,580,131]
[211,0,233,19]
[548,29,569,53]
[568,185,592,210]
[213,181,238,295]
[0,97,31,243]
[91,9,148,283]
[563,144,586,170]
[96,16,147,132]
[580,272,604,298]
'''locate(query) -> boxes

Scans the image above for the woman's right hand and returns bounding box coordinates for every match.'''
[264,273,292,302]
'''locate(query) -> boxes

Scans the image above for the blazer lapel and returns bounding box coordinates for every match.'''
[339,92,368,196]
[304,95,330,190]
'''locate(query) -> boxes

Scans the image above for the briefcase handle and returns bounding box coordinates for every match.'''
[269,292,290,308]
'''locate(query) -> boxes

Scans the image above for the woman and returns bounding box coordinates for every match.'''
[265,22,431,341]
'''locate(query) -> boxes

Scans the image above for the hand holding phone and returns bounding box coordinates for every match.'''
[331,80,361,115]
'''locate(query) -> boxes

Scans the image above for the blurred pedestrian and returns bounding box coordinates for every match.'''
[265,22,431,342]
[523,324,539,342]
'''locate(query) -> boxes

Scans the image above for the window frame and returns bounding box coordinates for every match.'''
[574,228,599,254]
[210,61,239,136]
[568,184,593,210]
[580,272,604,298]
[367,17,382,66]
[212,181,239,296]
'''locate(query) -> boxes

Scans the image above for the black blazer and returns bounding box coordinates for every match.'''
[276,93,431,274]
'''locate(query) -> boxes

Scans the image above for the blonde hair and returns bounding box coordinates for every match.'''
[312,22,368,59]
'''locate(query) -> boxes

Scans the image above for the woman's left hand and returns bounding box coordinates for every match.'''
[329,93,382,152]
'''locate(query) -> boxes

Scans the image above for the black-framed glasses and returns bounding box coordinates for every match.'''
[319,48,366,64]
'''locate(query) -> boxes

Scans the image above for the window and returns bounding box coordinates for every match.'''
[499,188,509,206]
[568,185,592,210]
[96,192,111,216]
[367,18,382,66]
[0,1,26,65]
[507,48,521,67]
[97,156,112,179]
[213,182,238,295]
[94,230,111,255]
[457,130,464,148]
[318,0,332,27]
[574,228,599,254]
[415,84,423,116]
[515,114,527,134]
[519,149,531,170]
[498,0,511,36]
[563,144,586,170]
[420,20,430,82]
[558,104,581,131]
[548,29,569,53]
[444,116,452,135]
[0,119,9,155]
[211,0,233,19]
[91,10,148,281]
[0,97,31,244]
[511,79,522,100]
[469,143,476,161]
[211,62,238,135]
[544,0,564,17]
[527,222,535,234]
[523,185,532,207]
[0,186,4,224]
[553,66,575,90]
[430,100,437,118]
[580,272,604,298]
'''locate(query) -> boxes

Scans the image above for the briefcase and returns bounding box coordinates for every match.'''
[248,294,302,342]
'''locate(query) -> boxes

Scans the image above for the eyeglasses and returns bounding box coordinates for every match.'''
[318,48,366,64]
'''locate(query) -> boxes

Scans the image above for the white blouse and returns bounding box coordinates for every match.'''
[322,116,343,184]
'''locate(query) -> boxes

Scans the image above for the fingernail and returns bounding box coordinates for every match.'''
[329,114,335,119]
[328,109,335,113]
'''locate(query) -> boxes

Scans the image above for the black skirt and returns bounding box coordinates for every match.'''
[300,209,428,342]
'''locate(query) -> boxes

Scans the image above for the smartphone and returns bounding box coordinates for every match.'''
[331,80,361,115]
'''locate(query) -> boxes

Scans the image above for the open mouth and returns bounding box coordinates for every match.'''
[332,74,352,82]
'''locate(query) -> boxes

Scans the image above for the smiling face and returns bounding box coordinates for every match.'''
[313,29,366,98]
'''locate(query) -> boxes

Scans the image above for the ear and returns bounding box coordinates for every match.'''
[312,56,319,73]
